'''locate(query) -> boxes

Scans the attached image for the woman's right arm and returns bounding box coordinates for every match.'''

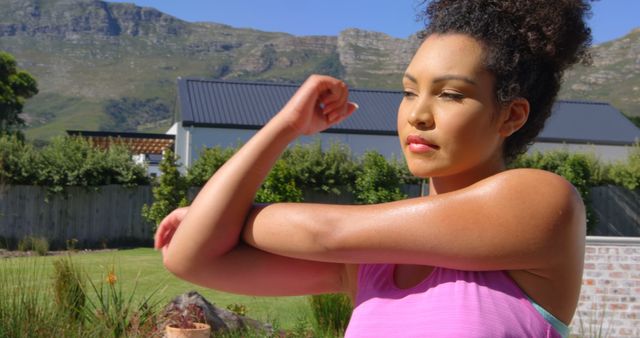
[155,207,358,297]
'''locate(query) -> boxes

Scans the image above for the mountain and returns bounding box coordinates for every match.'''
[0,0,637,140]
[560,28,640,119]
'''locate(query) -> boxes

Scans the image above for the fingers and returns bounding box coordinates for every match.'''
[315,79,356,124]
[328,101,359,124]
[154,207,189,250]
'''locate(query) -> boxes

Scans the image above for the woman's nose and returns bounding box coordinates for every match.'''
[408,105,434,130]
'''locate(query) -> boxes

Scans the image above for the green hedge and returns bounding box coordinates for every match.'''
[0,135,149,193]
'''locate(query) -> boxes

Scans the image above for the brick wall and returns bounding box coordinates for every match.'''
[570,237,640,337]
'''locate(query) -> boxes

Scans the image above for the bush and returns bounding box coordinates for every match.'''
[255,159,303,203]
[17,235,49,255]
[607,142,640,191]
[0,135,149,192]
[0,134,40,184]
[142,148,188,228]
[52,256,86,321]
[282,140,357,195]
[309,293,353,336]
[186,145,236,187]
[354,151,407,204]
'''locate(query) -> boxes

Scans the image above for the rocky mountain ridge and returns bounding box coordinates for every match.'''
[0,0,637,139]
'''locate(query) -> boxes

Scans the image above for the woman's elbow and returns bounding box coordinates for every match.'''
[162,248,201,280]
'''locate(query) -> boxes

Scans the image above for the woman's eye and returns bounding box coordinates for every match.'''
[439,91,464,101]
[402,90,417,99]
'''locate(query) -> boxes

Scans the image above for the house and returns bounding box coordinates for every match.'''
[530,100,639,162]
[67,130,175,177]
[169,78,402,170]
[169,78,640,169]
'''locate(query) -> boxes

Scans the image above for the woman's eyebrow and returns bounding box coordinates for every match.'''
[403,72,419,84]
[404,72,477,86]
[433,75,477,86]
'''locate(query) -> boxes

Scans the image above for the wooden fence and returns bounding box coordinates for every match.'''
[0,184,636,249]
[0,185,155,249]
[591,185,640,236]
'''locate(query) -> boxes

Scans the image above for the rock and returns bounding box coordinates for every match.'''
[158,291,274,335]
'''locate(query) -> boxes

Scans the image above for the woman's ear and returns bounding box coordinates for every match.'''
[499,98,530,137]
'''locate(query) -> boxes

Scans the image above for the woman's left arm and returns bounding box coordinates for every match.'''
[243,168,586,271]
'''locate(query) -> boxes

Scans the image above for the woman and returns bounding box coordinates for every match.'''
[155,0,592,336]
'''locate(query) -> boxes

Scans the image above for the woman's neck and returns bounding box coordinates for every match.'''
[428,156,506,195]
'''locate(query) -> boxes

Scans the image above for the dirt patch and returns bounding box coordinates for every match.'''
[0,248,118,259]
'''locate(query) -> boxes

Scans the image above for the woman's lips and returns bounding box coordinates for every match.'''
[407,135,438,153]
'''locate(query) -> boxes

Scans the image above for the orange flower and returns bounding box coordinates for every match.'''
[106,271,117,285]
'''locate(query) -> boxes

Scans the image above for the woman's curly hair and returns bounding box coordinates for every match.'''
[421,0,593,161]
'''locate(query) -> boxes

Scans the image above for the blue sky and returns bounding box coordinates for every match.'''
[107,0,639,44]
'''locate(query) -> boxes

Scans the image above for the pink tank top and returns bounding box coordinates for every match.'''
[344,264,567,337]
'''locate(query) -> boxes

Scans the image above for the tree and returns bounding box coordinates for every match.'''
[142,149,188,229]
[0,51,38,137]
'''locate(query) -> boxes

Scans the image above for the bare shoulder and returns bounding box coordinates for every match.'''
[484,168,585,212]
[481,168,586,249]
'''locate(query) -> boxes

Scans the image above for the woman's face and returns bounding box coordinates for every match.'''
[398,33,506,179]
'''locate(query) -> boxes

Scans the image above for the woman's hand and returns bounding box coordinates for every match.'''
[154,207,189,255]
[277,75,358,136]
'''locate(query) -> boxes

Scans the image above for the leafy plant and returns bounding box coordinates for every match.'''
[52,255,86,321]
[226,303,248,317]
[607,142,640,191]
[0,50,38,138]
[17,235,49,256]
[354,151,407,204]
[0,134,149,193]
[163,303,208,329]
[282,140,357,195]
[0,258,68,337]
[81,264,164,337]
[142,148,188,229]
[256,158,303,203]
[186,145,236,187]
[308,293,353,337]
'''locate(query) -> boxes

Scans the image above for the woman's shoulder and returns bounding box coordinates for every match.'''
[485,168,582,202]
[484,168,586,230]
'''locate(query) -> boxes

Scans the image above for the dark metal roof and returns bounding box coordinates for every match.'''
[178,78,400,135]
[178,78,640,144]
[538,100,640,145]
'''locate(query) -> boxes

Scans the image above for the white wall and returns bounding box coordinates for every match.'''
[172,124,404,170]
[529,142,633,163]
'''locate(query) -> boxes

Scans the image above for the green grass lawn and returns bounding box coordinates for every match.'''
[0,248,314,330]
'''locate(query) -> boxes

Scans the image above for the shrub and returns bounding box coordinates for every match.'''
[354,151,407,204]
[607,142,640,191]
[255,159,303,203]
[309,293,353,336]
[52,256,86,321]
[81,264,164,337]
[0,258,67,337]
[186,145,236,187]
[17,235,49,255]
[0,134,40,184]
[142,148,188,229]
[282,140,357,195]
[0,135,149,192]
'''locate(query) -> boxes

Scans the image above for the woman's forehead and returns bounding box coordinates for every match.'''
[405,34,490,83]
